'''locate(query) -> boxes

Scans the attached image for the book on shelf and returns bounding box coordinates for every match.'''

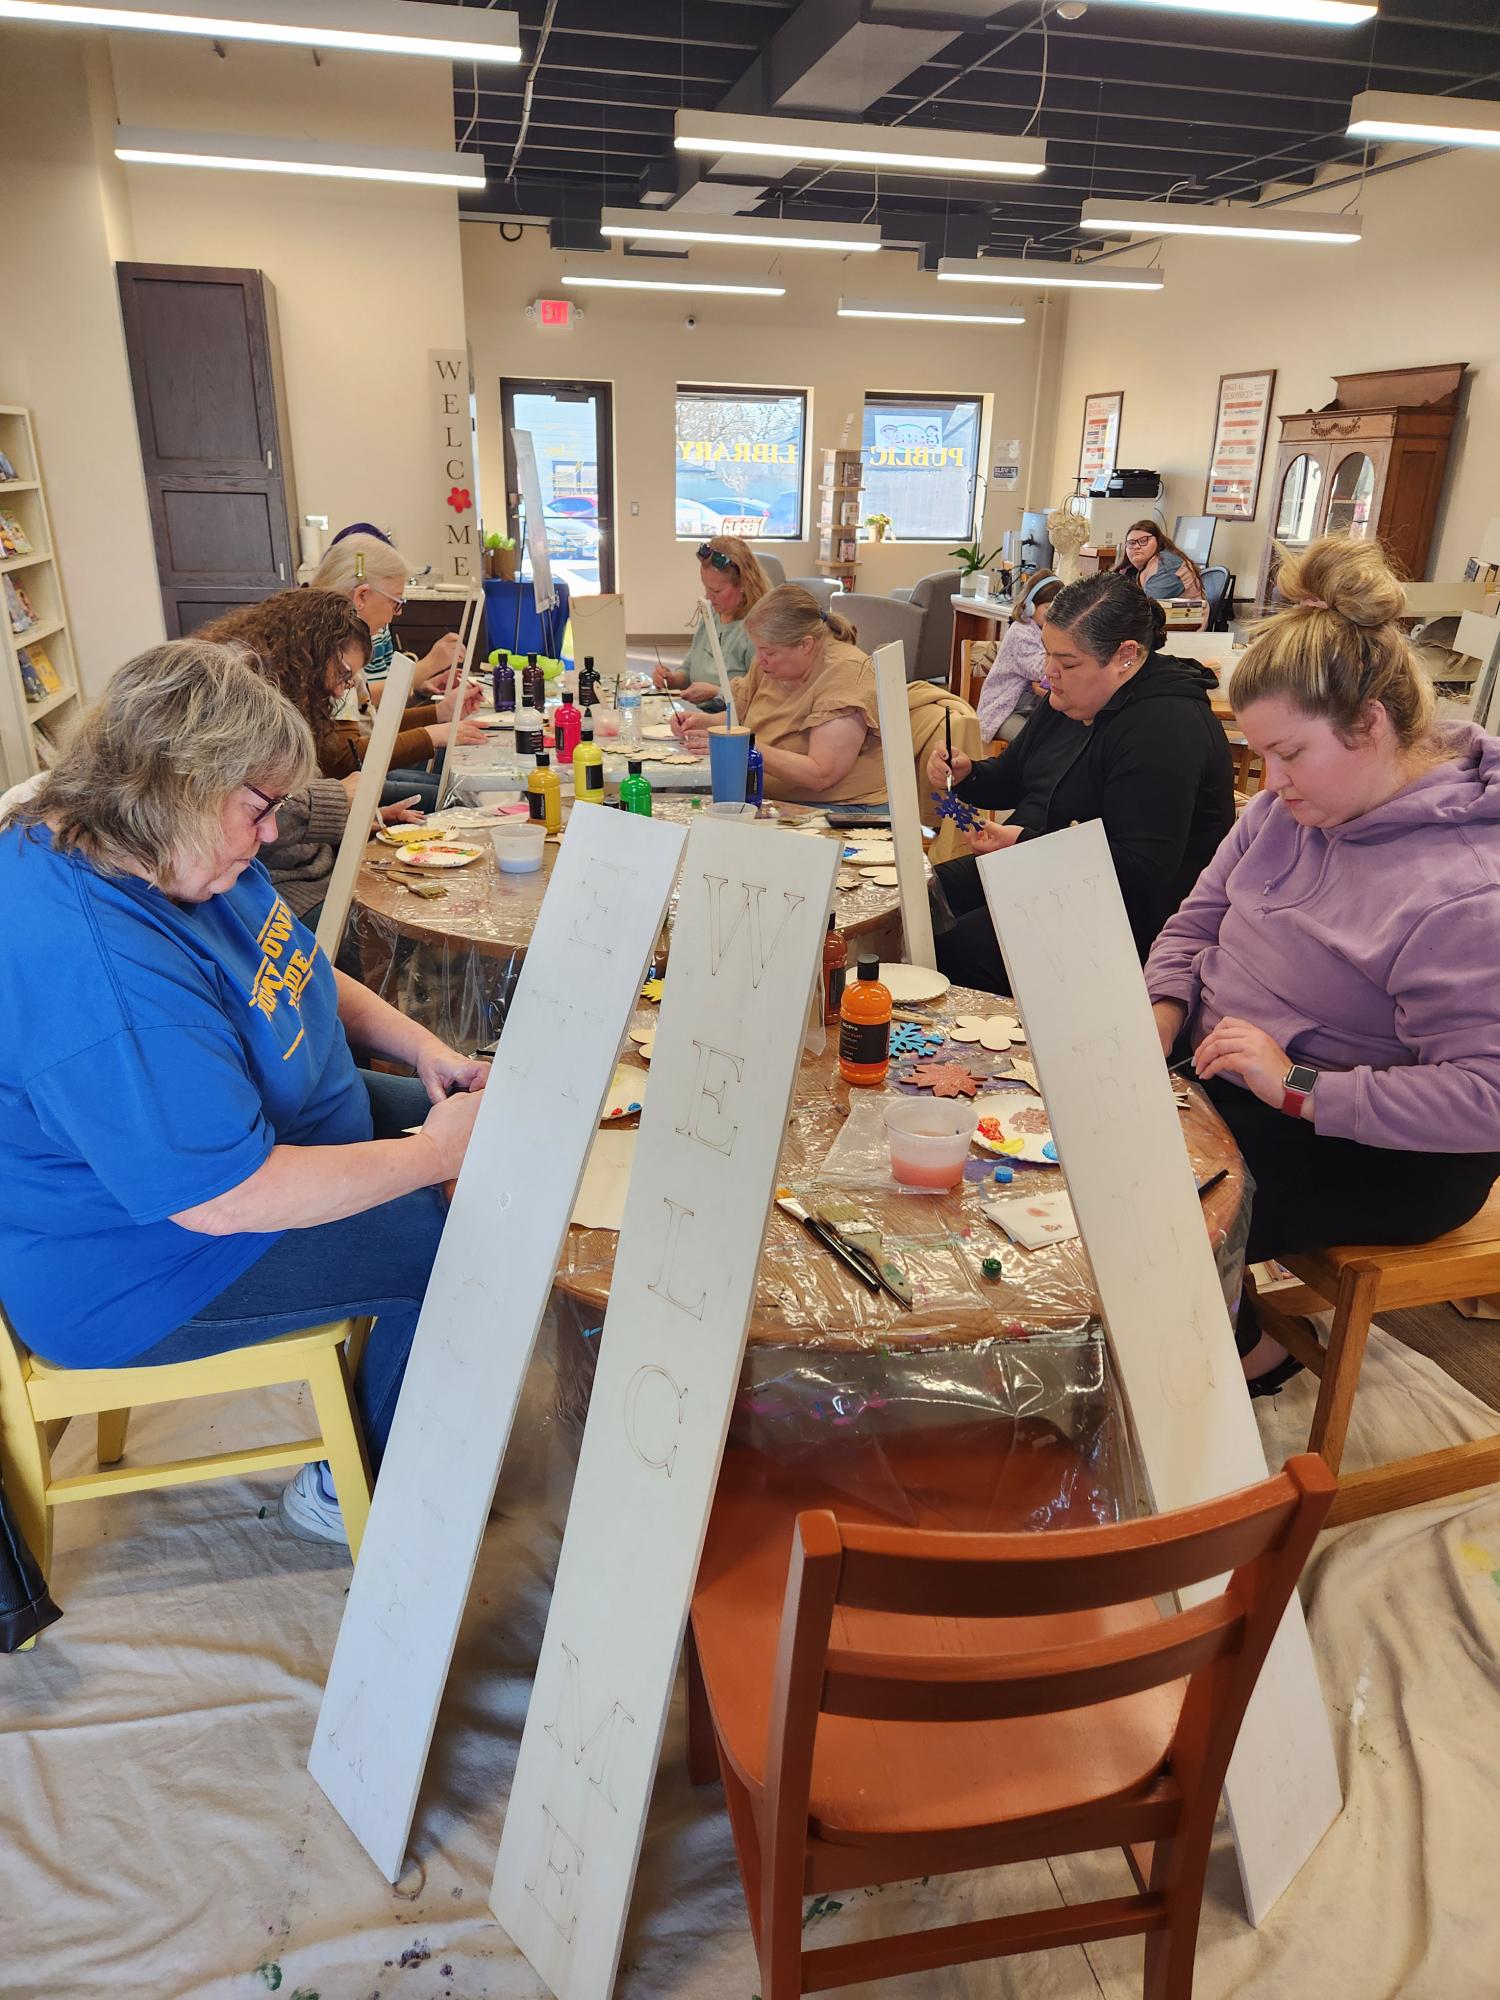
[17,643,61,701]
[5,574,39,634]
[0,509,32,556]
[0,450,18,482]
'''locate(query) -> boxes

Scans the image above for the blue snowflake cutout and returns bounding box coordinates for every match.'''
[890,1023,944,1057]
[931,788,984,833]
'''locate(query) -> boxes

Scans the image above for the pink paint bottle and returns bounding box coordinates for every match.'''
[553,690,582,762]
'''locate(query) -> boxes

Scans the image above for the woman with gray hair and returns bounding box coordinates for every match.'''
[0,641,485,1545]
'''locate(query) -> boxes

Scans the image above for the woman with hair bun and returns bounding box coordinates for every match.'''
[673,583,885,805]
[928,569,1234,993]
[1147,535,1500,1394]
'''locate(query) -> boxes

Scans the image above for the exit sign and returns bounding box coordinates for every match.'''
[537,298,573,328]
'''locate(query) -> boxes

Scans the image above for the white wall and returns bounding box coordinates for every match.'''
[0,29,164,695]
[1046,147,1500,591]
[462,227,1066,634]
[110,36,468,576]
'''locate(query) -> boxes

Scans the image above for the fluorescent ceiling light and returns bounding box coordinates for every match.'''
[1084,0,1373,20]
[0,0,522,60]
[937,256,1165,292]
[1080,198,1361,243]
[115,127,485,188]
[673,110,1045,180]
[562,271,785,297]
[838,298,1024,326]
[600,208,882,254]
[1347,90,1500,149]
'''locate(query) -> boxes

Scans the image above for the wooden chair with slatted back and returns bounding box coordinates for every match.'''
[690,1454,1335,2000]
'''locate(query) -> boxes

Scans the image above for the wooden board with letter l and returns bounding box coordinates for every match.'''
[976,820,1341,1925]
[491,817,839,1999]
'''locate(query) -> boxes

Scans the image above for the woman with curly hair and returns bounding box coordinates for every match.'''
[197,591,461,920]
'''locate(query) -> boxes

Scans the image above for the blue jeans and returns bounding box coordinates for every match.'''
[124,1072,444,1461]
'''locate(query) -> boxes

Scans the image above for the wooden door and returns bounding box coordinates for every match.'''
[117,263,297,636]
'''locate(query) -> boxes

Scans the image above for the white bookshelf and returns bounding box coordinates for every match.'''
[815,445,863,592]
[0,405,82,788]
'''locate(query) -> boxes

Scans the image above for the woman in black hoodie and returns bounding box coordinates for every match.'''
[928,572,1234,994]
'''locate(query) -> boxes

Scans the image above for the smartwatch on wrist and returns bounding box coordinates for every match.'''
[1281,1062,1318,1119]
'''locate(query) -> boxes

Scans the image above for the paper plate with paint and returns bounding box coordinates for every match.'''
[974,1094,1058,1166]
[845,840,895,866]
[602,1062,649,1122]
[375,824,447,847]
[877,963,951,1005]
[392,842,486,869]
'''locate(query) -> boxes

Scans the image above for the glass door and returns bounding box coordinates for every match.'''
[1273,451,1324,549]
[500,378,615,593]
[1324,452,1376,539]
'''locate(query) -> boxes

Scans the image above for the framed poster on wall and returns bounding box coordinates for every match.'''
[1076,390,1123,492]
[1204,368,1276,520]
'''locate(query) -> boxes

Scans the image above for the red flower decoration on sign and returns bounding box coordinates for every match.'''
[446,485,473,514]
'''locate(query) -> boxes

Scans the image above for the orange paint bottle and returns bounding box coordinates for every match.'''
[838,954,891,1087]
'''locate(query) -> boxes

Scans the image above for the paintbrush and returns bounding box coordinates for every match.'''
[943,706,953,792]
[776,1192,879,1294]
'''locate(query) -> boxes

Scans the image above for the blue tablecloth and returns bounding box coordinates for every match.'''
[481,577,572,661]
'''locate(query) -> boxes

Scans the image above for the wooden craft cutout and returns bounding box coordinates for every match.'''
[307,808,688,1883]
[626,1026,656,1061]
[905,1059,981,1097]
[870,642,938,971]
[569,593,627,683]
[949,1012,1025,1051]
[976,822,1340,1924]
[491,818,840,2000]
[314,651,416,963]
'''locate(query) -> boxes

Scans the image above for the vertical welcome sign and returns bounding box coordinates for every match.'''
[492,818,838,2000]
[430,348,479,584]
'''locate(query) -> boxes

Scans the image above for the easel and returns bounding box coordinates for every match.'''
[430,583,485,809]
[314,651,415,964]
[870,641,937,969]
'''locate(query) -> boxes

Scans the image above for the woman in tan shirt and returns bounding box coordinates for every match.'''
[673,585,886,805]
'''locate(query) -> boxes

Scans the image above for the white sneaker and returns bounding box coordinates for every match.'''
[278,1460,347,1545]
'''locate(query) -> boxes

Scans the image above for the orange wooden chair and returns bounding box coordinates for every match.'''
[690,1451,1334,2000]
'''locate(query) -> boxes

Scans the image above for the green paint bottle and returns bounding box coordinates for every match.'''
[618,757,653,817]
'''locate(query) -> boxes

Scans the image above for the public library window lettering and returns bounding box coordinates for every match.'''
[675,386,807,541]
[862,392,983,542]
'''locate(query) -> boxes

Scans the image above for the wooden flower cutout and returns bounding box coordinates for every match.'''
[949,1013,1024,1052]
[906,1059,982,1097]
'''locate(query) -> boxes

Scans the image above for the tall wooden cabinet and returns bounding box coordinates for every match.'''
[1255,362,1465,606]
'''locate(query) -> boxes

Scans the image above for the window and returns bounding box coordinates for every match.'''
[675,385,807,541]
[861,393,984,543]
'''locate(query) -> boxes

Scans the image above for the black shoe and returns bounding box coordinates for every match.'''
[1246,1352,1305,1400]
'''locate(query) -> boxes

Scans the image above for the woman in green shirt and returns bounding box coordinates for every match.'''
[654,535,770,710]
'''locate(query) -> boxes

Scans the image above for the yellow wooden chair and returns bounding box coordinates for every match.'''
[0,1308,375,1591]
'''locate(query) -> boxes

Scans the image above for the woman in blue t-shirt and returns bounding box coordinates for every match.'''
[0,642,487,1546]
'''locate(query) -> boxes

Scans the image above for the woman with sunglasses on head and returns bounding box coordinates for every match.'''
[197,591,447,926]
[0,642,486,1545]
[1114,520,1204,603]
[653,536,770,709]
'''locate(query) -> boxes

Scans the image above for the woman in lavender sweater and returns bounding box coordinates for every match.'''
[1145,536,1500,1394]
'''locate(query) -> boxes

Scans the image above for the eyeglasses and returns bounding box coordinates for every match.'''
[1124,536,1156,551]
[696,543,740,575]
[246,784,288,827]
[362,581,407,614]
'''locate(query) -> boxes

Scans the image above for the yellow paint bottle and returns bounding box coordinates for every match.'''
[572,724,604,805]
[526,751,562,834]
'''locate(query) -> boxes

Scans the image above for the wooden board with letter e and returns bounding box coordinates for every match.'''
[308,806,688,1882]
[976,821,1341,1925]
[491,816,840,2000]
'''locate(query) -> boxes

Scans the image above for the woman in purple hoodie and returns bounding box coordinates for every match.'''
[1146,535,1500,1394]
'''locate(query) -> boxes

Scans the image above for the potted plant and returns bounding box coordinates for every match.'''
[865,512,892,544]
[483,531,517,581]
[949,542,1001,596]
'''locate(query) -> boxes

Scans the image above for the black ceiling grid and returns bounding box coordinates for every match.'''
[428,0,1500,258]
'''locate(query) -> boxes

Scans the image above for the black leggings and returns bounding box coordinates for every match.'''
[930,855,1012,997]
[1206,1078,1500,1355]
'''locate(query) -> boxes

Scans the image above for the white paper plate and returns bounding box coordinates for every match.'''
[395,842,485,869]
[974,1093,1056,1165]
[877,963,951,1004]
[845,841,895,865]
[602,1062,649,1121]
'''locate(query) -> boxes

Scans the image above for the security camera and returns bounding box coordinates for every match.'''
[683,314,698,331]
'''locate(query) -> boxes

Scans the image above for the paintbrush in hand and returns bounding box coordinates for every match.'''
[943,707,953,792]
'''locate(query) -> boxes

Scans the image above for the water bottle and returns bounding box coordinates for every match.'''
[617,689,643,751]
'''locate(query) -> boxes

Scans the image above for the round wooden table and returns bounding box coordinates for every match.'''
[348,800,904,1049]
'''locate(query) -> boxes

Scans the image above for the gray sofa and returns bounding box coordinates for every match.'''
[890,569,962,683]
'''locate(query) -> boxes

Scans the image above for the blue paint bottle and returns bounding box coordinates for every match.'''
[744,730,764,808]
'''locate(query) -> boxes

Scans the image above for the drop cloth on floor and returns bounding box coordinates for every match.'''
[2,1323,1498,2000]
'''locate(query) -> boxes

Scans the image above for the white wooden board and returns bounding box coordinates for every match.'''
[1455,609,1500,732]
[569,593,627,683]
[871,640,937,970]
[976,821,1341,1925]
[695,596,736,712]
[491,817,839,2000]
[314,651,414,963]
[308,807,688,1881]
[513,427,555,611]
